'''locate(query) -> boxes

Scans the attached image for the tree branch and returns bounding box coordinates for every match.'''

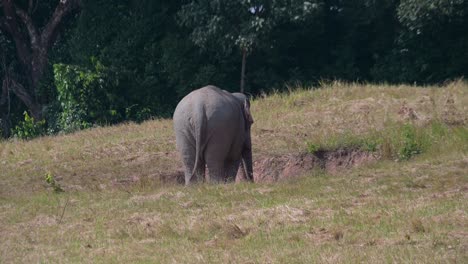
[1,79,8,105]
[10,78,41,119]
[27,0,33,14]
[26,0,39,14]
[1,0,32,70]
[1,55,8,105]
[41,0,80,49]
[15,7,40,48]
[0,16,7,33]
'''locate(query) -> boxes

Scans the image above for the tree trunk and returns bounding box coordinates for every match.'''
[0,0,81,121]
[240,48,247,93]
[10,78,42,120]
[1,57,12,137]
[1,112,11,138]
[0,80,11,138]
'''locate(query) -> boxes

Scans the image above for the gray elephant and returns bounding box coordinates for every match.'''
[173,85,254,185]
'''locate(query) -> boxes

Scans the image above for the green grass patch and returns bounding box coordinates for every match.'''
[305,121,467,162]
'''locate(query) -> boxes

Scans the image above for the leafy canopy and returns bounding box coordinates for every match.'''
[178,0,322,55]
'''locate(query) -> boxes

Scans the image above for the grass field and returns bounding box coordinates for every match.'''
[1,81,467,263]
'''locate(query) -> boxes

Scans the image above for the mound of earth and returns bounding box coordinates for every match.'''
[238,148,379,183]
[153,148,379,185]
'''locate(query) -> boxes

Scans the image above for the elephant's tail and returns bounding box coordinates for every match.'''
[191,105,207,179]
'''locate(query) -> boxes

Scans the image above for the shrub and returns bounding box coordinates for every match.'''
[12,111,46,139]
[125,105,153,123]
[398,124,423,161]
[306,142,320,154]
[45,172,64,193]
[53,59,121,133]
[304,122,440,161]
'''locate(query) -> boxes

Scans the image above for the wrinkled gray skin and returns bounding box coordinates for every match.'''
[173,85,254,185]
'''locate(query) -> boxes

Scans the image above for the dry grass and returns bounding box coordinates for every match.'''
[0,119,180,197]
[252,80,467,156]
[0,81,467,263]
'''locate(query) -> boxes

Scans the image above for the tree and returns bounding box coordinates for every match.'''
[395,0,468,82]
[319,0,399,81]
[178,0,322,93]
[370,0,468,83]
[0,0,80,120]
[64,0,185,121]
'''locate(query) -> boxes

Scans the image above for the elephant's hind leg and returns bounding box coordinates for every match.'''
[178,141,198,185]
[181,156,194,185]
[182,155,206,185]
[194,159,206,183]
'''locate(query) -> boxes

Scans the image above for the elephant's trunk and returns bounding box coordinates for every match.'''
[241,134,254,181]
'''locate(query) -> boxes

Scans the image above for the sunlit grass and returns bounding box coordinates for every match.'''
[0,81,467,263]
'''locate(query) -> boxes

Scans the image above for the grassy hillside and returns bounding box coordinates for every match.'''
[1,81,467,263]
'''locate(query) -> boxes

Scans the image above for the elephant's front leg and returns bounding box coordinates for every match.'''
[225,159,241,183]
[206,160,225,183]
[204,138,231,183]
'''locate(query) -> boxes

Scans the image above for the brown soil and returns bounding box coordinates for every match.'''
[248,148,379,183]
[117,148,379,186]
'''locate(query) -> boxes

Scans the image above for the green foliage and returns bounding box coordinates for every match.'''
[374,0,468,83]
[306,131,382,154]
[2,0,468,137]
[125,105,152,123]
[64,0,178,117]
[306,142,320,154]
[361,139,379,152]
[11,112,46,140]
[303,122,456,161]
[398,124,423,161]
[397,0,465,32]
[430,121,449,138]
[53,59,120,133]
[45,172,64,193]
[178,0,324,93]
[179,0,322,54]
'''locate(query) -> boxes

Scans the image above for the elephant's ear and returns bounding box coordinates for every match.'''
[243,98,254,125]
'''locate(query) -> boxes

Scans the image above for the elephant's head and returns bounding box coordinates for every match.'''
[232,93,254,181]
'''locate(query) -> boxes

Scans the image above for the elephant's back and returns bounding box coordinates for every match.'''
[192,85,234,105]
[173,85,243,132]
[199,87,241,123]
[175,86,238,114]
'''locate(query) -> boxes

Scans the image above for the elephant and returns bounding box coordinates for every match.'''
[173,85,254,185]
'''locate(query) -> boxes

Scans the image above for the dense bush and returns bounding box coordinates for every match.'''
[54,60,121,133]
[12,112,46,139]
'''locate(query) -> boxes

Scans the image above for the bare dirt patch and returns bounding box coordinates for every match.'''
[135,148,381,184]
[101,147,378,186]
[250,148,379,182]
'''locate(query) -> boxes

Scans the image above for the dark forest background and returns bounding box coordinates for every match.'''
[1,0,467,138]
